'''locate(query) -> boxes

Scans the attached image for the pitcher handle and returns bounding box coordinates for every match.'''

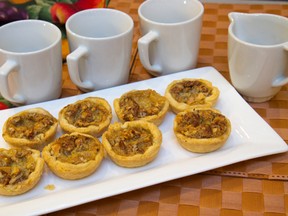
[138,31,162,74]
[272,44,288,87]
[66,46,94,91]
[0,60,25,104]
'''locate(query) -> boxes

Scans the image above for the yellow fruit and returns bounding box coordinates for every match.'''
[9,0,32,4]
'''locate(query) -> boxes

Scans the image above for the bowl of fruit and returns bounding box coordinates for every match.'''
[0,0,109,27]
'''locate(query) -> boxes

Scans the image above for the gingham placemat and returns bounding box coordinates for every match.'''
[61,1,288,180]
[51,2,288,215]
[107,1,288,180]
[46,174,288,215]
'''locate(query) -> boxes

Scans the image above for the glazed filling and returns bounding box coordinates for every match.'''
[64,100,109,127]
[6,112,56,140]
[119,89,166,121]
[49,134,100,164]
[170,80,212,105]
[175,110,228,138]
[0,148,36,186]
[106,126,153,156]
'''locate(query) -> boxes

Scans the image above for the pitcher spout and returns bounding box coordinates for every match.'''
[229,12,288,46]
[228,12,249,24]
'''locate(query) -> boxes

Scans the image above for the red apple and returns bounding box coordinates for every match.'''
[74,0,105,10]
[51,2,77,24]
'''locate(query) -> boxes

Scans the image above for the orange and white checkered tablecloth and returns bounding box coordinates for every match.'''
[49,1,288,215]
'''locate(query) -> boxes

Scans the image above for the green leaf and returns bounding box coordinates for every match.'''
[35,0,54,6]
[26,5,42,19]
[0,98,13,108]
[39,5,52,22]
[58,0,74,3]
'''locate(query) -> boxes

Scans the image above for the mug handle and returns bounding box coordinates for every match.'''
[138,31,162,74]
[66,46,94,90]
[272,44,288,87]
[0,60,26,104]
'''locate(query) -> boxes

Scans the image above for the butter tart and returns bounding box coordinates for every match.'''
[42,132,104,180]
[165,78,220,113]
[2,108,58,149]
[0,148,44,196]
[102,120,162,168]
[58,97,112,137]
[114,89,169,126]
[173,107,231,153]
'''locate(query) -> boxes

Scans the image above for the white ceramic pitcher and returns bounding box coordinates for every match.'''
[228,12,288,102]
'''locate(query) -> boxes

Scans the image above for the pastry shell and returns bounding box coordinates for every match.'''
[173,107,231,153]
[42,132,104,180]
[102,120,162,168]
[58,97,112,137]
[114,89,169,126]
[165,78,220,113]
[2,108,58,149]
[0,148,44,196]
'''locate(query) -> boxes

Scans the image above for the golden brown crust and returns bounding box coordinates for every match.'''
[165,78,220,114]
[2,108,58,149]
[0,148,44,196]
[173,107,231,153]
[102,121,162,168]
[58,97,112,137]
[42,132,104,180]
[114,89,169,126]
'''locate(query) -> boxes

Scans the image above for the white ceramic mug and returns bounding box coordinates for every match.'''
[137,0,204,76]
[228,12,288,103]
[0,20,62,105]
[66,8,134,92]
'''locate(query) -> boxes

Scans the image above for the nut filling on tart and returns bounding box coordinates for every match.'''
[175,109,228,139]
[5,112,56,141]
[48,134,101,165]
[165,79,220,114]
[59,97,112,137]
[114,89,169,126]
[106,127,153,157]
[2,108,58,149]
[102,121,162,168]
[42,132,104,180]
[64,100,109,128]
[174,108,231,153]
[170,80,213,106]
[0,148,44,196]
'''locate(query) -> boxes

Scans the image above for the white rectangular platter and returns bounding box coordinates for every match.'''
[0,66,287,216]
